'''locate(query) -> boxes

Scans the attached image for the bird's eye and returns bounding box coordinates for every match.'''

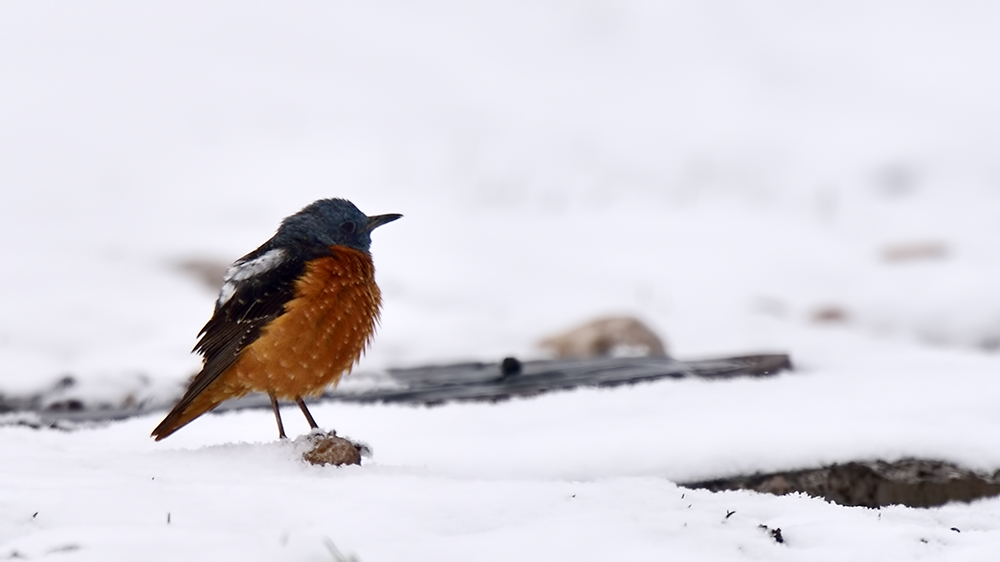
[339,221,357,235]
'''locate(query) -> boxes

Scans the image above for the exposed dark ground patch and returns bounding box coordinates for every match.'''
[685,458,1000,508]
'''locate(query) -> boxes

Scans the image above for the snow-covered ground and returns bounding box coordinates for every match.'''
[3,1,1000,559]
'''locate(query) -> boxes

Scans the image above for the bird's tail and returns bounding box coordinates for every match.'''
[150,393,224,441]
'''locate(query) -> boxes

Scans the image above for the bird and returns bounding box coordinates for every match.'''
[152,198,401,441]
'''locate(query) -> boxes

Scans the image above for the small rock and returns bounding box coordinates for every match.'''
[882,242,948,263]
[811,306,849,323]
[758,525,784,544]
[300,431,364,466]
[174,258,230,290]
[500,357,522,378]
[539,316,667,359]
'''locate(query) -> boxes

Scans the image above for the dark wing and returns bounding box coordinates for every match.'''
[171,243,308,413]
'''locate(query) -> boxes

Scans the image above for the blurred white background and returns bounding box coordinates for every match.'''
[2,0,999,398]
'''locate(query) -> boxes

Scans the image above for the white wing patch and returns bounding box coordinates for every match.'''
[217,248,288,307]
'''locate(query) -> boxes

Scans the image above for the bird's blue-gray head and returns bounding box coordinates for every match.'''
[273,198,402,254]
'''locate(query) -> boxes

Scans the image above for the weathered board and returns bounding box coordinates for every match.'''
[2,353,791,428]
[335,353,792,405]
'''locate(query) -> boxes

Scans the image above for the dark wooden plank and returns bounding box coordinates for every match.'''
[332,353,792,405]
[1,353,792,428]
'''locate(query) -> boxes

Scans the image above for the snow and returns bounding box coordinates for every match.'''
[3,0,1000,559]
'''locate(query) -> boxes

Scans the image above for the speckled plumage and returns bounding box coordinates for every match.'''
[152,199,400,441]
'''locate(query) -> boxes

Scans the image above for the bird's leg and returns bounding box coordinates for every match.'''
[269,393,287,439]
[296,397,320,430]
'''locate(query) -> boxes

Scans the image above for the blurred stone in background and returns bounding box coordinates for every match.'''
[539,315,667,359]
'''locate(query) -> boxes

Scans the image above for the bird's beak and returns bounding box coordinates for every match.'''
[365,213,403,232]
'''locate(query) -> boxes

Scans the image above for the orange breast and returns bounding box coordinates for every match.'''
[216,246,382,399]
